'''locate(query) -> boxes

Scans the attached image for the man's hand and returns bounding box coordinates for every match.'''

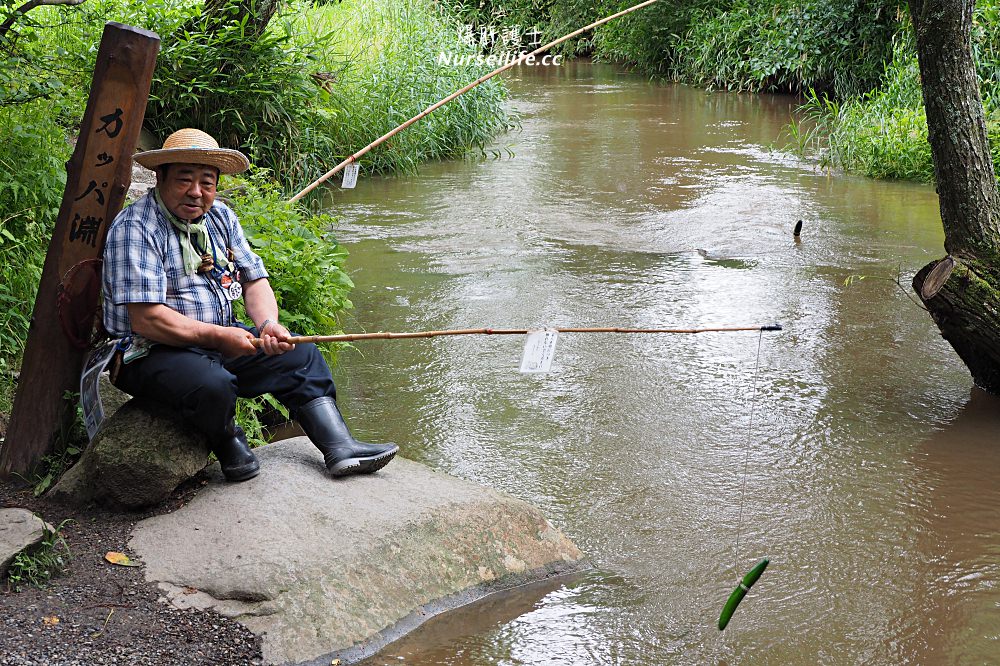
[244,278,293,356]
[258,321,294,356]
[215,326,258,358]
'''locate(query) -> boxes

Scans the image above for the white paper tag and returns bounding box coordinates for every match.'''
[342,162,360,189]
[520,329,558,373]
[81,340,118,441]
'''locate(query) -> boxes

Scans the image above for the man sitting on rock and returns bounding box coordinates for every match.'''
[102,128,398,481]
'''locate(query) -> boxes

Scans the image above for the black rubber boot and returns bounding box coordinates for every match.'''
[214,423,260,482]
[296,396,398,477]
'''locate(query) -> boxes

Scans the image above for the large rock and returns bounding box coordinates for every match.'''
[129,438,585,665]
[0,509,52,577]
[51,399,211,509]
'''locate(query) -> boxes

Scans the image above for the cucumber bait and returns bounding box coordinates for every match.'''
[718,558,769,631]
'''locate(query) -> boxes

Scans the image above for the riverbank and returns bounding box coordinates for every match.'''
[0,439,584,665]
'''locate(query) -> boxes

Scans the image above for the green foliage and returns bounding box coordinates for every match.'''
[280,0,514,183]
[223,168,354,336]
[4,519,72,591]
[439,0,601,56]
[669,0,898,97]
[0,101,70,417]
[145,0,323,188]
[590,0,688,75]
[790,3,1000,183]
[236,392,288,448]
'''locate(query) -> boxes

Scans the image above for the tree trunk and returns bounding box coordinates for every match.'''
[909,0,1000,392]
[200,0,282,40]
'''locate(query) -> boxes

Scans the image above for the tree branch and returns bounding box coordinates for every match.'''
[0,0,86,43]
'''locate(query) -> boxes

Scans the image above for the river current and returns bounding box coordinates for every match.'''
[324,61,1000,664]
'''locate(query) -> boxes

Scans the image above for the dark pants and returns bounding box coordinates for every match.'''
[112,326,335,442]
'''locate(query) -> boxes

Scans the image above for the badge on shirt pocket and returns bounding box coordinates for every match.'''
[220,273,242,301]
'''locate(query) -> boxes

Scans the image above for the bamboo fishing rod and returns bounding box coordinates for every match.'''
[255,324,782,346]
[288,0,661,203]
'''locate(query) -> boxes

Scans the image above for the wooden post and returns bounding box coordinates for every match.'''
[0,22,159,476]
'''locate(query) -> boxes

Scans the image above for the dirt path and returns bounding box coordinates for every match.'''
[0,477,262,666]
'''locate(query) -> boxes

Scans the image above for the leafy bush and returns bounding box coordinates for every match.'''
[145,0,323,188]
[223,169,354,337]
[790,3,1000,183]
[280,0,514,184]
[669,0,898,97]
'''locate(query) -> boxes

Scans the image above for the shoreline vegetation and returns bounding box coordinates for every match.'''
[2,0,999,473]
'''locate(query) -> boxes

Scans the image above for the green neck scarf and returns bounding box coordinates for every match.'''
[154,188,230,276]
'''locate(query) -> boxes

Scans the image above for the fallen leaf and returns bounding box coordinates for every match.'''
[330,660,340,666]
[42,616,59,626]
[104,551,140,567]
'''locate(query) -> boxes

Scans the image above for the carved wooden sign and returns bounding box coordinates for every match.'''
[1,22,159,475]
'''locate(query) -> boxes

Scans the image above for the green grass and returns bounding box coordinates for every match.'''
[0,101,70,418]
[279,0,514,185]
[4,519,72,591]
[789,6,1000,182]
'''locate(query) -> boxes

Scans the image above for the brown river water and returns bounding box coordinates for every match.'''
[322,61,1000,664]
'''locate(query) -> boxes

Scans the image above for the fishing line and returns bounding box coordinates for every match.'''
[718,327,771,631]
[733,328,764,576]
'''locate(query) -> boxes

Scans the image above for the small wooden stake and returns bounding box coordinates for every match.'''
[1,23,159,476]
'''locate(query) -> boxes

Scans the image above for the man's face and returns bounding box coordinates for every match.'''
[157,163,219,221]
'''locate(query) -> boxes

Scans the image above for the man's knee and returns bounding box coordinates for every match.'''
[192,366,238,404]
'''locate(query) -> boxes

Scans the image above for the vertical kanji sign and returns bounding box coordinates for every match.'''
[1,23,159,476]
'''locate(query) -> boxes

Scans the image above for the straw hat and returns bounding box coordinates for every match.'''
[134,128,250,174]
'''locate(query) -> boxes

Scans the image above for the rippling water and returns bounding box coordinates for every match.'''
[323,61,1000,664]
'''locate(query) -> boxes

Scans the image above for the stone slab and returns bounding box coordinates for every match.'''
[0,509,51,576]
[129,438,584,665]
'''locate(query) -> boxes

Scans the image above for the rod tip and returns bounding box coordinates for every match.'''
[760,324,783,332]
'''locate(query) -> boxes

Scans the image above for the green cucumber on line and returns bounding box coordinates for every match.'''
[718,558,769,631]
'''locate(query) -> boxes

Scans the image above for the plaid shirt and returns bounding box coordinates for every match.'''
[102,190,268,337]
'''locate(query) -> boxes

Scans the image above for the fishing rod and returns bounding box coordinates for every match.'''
[252,324,782,346]
[288,0,661,203]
